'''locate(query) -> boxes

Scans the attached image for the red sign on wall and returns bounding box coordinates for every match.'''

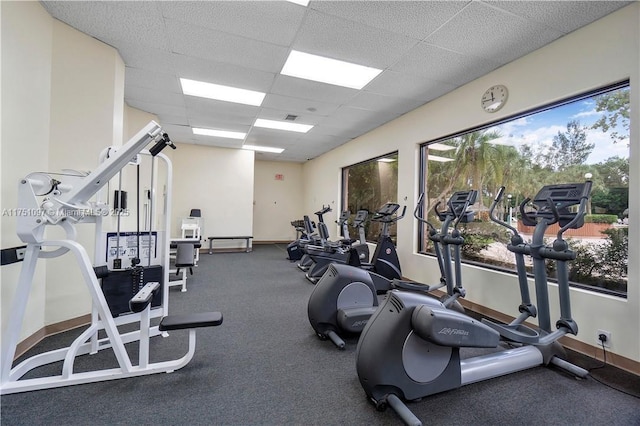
[275,174,284,181]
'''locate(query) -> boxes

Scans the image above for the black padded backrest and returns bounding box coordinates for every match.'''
[318,222,330,241]
[175,243,195,267]
[190,209,201,217]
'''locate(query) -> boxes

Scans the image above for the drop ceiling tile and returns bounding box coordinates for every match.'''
[165,19,289,73]
[346,92,426,115]
[157,115,189,127]
[270,75,358,105]
[320,106,400,128]
[310,1,468,40]
[159,1,306,46]
[292,9,419,69]
[391,42,501,86]
[195,138,244,149]
[262,94,340,118]
[114,43,176,73]
[425,1,565,65]
[125,67,181,93]
[42,1,168,50]
[244,131,300,147]
[184,97,259,122]
[487,1,632,34]
[255,108,323,126]
[126,100,187,119]
[364,70,457,101]
[125,86,185,107]
[187,119,251,135]
[171,55,276,93]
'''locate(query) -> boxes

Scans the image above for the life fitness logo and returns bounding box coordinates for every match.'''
[385,248,392,255]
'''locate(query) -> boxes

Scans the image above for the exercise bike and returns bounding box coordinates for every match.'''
[307,191,476,349]
[296,205,332,272]
[304,210,369,284]
[355,181,592,426]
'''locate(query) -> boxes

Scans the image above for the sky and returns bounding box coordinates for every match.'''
[488,90,629,165]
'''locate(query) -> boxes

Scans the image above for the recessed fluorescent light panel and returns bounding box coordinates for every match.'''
[193,128,246,140]
[254,118,313,133]
[243,145,284,154]
[281,50,382,90]
[428,155,455,163]
[286,0,309,6]
[180,78,265,106]
[428,143,456,151]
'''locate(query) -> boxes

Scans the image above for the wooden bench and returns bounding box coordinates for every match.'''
[207,236,253,254]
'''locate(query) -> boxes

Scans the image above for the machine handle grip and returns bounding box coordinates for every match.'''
[414,193,436,232]
[519,197,537,226]
[452,190,477,229]
[557,180,593,236]
[488,186,519,236]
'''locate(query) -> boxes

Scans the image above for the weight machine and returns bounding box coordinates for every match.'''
[0,121,222,394]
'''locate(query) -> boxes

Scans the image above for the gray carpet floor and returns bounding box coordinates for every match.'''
[2,244,639,425]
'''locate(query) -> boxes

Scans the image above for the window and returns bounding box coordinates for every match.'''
[419,81,630,297]
[342,152,398,242]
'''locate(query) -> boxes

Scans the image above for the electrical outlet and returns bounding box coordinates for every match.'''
[597,329,611,348]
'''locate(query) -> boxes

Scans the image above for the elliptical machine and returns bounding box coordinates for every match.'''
[355,181,592,426]
[348,203,406,290]
[307,191,475,349]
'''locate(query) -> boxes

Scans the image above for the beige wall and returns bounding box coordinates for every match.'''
[168,143,255,249]
[302,4,640,365]
[0,2,161,343]
[253,160,304,241]
[44,19,127,324]
[1,0,53,339]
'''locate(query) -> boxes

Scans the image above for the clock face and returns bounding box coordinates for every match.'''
[481,85,508,113]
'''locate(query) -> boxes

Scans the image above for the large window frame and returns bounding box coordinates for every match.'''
[342,152,399,243]
[418,81,630,298]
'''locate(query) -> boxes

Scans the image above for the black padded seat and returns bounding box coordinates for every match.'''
[159,312,223,331]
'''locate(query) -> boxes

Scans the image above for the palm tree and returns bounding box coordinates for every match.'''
[429,130,505,211]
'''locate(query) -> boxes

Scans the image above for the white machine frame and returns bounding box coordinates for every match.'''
[0,122,207,395]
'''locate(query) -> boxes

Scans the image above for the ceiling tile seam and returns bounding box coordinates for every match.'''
[478,0,572,35]
[306,2,457,46]
[289,7,425,75]
[162,16,303,50]
[417,0,475,43]
[260,3,311,100]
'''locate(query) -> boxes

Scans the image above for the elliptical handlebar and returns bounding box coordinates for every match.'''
[556,180,592,238]
[452,191,477,229]
[395,205,407,222]
[488,186,519,236]
[414,193,436,232]
[519,197,536,226]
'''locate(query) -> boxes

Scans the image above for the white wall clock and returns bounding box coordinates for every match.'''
[481,85,508,113]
